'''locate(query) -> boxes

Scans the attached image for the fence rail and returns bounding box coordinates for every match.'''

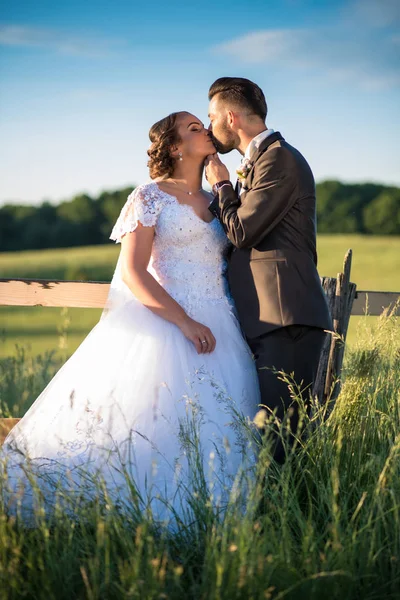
[0,278,399,316]
[1,251,399,445]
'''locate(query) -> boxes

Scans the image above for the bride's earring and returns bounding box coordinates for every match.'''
[178,152,183,161]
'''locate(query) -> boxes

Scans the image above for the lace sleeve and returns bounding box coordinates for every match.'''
[110,184,164,243]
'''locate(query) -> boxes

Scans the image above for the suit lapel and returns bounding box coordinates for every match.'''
[235,179,242,195]
[249,131,284,167]
[241,132,284,195]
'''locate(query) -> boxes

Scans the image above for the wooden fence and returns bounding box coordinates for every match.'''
[0,279,399,316]
[0,249,399,443]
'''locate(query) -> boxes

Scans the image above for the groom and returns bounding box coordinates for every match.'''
[205,77,332,463]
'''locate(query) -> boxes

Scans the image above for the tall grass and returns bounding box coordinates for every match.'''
[0,309,400,599]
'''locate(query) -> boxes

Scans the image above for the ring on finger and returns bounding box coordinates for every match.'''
[201,340,207,345]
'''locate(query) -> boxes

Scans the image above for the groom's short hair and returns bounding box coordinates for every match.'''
[208,77,267,121]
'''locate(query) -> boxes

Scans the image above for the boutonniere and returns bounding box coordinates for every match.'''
[236,158,252,181]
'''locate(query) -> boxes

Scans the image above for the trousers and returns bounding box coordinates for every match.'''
[247,325,327,463]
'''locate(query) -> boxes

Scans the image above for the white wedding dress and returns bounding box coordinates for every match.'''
[1,182,260,525]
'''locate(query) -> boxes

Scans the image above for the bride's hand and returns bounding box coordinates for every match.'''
[178,316,216,354]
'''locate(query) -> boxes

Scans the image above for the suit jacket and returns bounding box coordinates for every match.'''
[209,131,332,339]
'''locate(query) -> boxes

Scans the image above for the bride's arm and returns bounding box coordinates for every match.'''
[120,223,216,354]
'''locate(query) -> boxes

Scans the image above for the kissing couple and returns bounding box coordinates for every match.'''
[1,77,332,525]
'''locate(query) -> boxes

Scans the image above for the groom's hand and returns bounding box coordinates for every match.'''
[205,154,230,187]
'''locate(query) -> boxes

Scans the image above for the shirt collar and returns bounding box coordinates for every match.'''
[244,128,275,161]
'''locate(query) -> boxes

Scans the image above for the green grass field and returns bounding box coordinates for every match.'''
[1,313,400,598]
[1,235,399,358]
[1,237,400,598]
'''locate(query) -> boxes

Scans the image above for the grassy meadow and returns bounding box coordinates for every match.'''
[1,309,399,599]
[1,234,399,358]
[0,236,399,598]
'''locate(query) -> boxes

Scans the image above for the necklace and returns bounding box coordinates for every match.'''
[168,179,203,196]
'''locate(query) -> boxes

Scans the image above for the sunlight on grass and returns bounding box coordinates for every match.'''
[1,308,399,599]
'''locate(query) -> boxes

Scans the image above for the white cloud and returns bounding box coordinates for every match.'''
[212,26,400,91]
[214,29,317,69]
[0,25,121,58]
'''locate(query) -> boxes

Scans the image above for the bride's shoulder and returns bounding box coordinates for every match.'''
[128,181,170,205]
[128,181,155,200]
[126,181,173,219]
[110,182,168,242]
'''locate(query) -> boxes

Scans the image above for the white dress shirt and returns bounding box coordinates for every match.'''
[243,128,275,162]
[238,129,275,195]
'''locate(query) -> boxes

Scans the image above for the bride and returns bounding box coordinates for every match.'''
[1,111,261,525]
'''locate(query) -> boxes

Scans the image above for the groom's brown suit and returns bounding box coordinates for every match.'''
[209,132,332,462]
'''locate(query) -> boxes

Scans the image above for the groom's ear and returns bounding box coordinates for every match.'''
[227,110,235,129]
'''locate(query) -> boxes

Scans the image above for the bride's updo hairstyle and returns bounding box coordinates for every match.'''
[147,111,187,179]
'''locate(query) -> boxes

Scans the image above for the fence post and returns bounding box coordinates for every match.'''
[314,249,357,412]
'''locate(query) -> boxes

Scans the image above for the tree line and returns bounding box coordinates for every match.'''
[0,181,399,252]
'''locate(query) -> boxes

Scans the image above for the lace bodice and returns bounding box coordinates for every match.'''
[110,182,234,316]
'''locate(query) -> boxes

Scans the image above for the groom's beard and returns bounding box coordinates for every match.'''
[210,126,238,154]
[212,139,235,154]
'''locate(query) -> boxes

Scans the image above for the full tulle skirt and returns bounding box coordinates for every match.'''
[1,296,261,525]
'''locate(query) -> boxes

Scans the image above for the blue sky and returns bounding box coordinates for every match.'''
[0,0,399,205]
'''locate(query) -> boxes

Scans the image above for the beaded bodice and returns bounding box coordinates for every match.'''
[110,182,234,316]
